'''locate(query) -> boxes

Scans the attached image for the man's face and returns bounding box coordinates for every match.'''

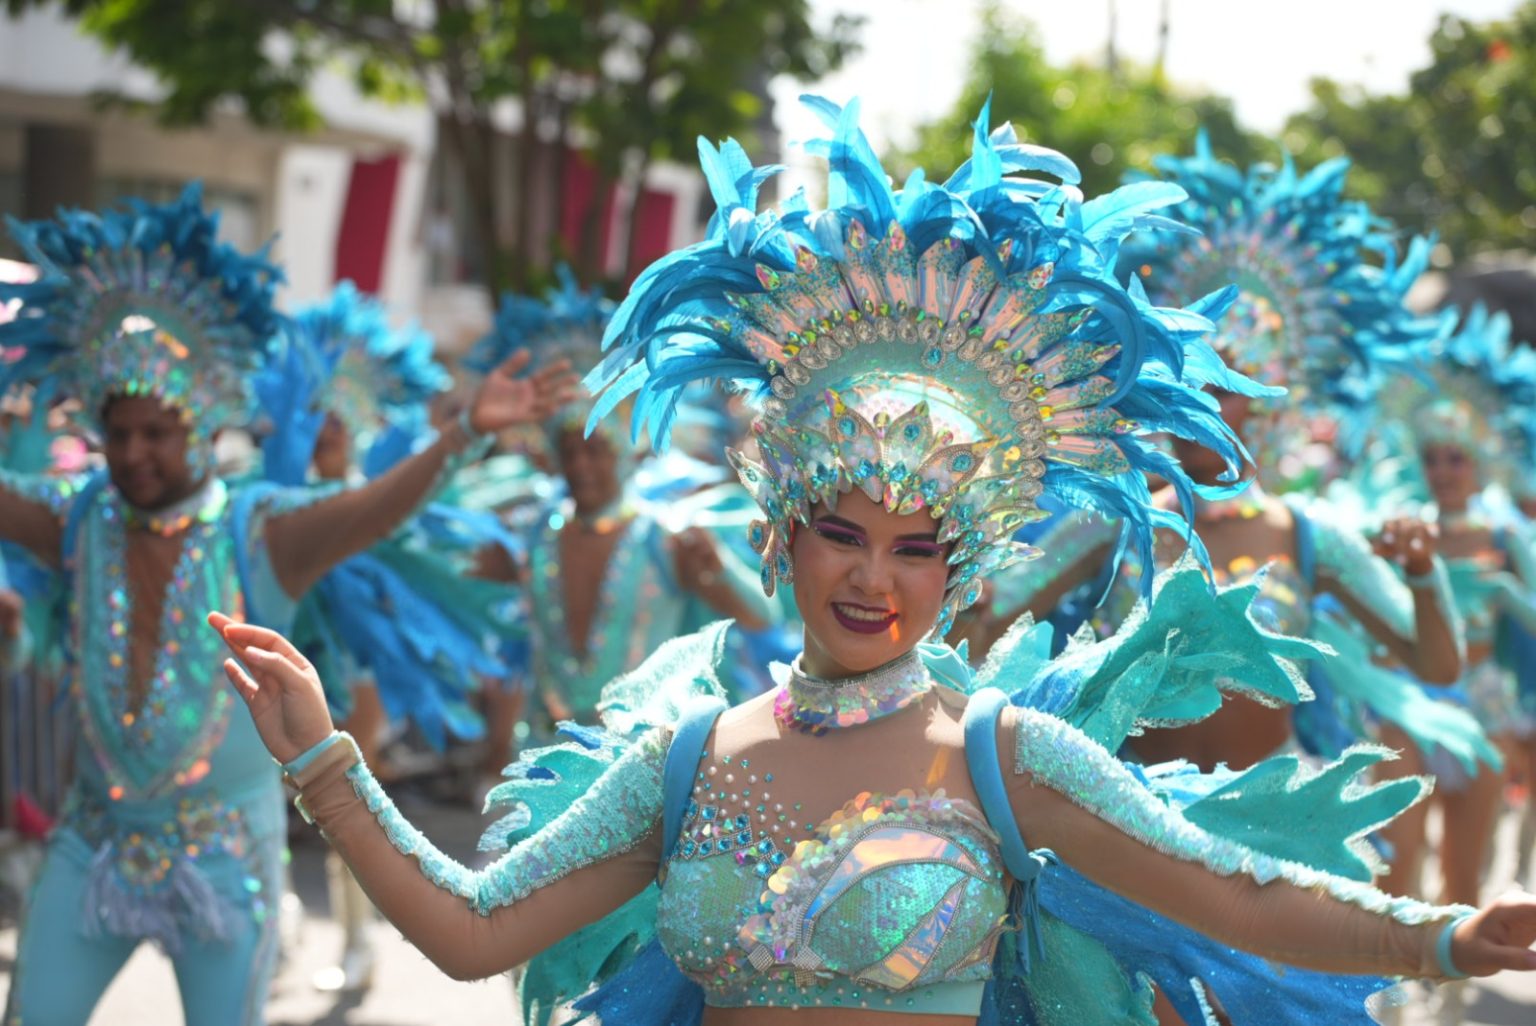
[555,427,622,514]
[102,396,201,510]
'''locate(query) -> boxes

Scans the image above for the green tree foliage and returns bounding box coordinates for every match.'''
[5,0,861,294]
[899,2,1268,198]
[1285,3,1536,260]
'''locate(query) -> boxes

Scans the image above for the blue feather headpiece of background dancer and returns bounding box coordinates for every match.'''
[1386,304,1536,495]
[257,281,451,486]
[0,183,282,462]
[464,264,635,462]
[1124,133,1449,429]
[584,96,1263,637]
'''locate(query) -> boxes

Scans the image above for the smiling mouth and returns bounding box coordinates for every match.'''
[831,602,898,635]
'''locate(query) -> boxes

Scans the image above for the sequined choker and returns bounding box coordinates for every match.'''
[774,650,932,735]
[121,478,224,537]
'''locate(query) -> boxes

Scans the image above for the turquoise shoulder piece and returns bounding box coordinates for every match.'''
[1011,707,1466,926]
[597,619,734,737]
[0,466,90,517]
[1008,562,1323,751]
[480,723,634,852]
[1179,746,1427,882]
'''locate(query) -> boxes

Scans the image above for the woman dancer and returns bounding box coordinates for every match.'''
[211,104,1536,1026]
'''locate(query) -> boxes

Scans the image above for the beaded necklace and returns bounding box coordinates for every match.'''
[121,478,223,536]
[773,650,932,735]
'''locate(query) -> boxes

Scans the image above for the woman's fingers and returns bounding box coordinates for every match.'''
[223,657,261,704]
[210,615,311,670]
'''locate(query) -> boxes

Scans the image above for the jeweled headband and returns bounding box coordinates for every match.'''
[0,183,282,447]
[587,97,1259,636]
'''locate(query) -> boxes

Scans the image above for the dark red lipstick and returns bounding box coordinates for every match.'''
[831,601,898,635]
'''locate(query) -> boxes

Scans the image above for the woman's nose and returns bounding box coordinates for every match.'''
[847,549,895,595]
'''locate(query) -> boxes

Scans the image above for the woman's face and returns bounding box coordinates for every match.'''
[1421,442,1480,512]
[789,490,951,678]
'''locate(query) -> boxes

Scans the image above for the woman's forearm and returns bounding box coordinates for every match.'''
[290,731,663,979]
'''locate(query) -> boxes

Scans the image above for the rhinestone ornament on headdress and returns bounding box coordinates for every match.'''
[0,183,282,440]
[1126,132,1447,423]
[587,97,1259,636]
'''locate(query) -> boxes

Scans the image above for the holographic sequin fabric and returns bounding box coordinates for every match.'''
[657,747,1008,1013]
[38,474,305,953]
[72,481,242,801]
[347,729,668,913]
[0,466,86,515]
[65,784,279,953]
[1011,707,1468,926]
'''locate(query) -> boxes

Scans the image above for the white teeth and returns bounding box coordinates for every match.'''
[834,603,892,623]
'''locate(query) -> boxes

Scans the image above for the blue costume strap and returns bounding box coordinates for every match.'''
[963,687,1057,973]
[1293,504,1317,591]
[661,696,728,868]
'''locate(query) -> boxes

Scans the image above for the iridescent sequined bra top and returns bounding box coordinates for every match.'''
[654,654,1012,1015]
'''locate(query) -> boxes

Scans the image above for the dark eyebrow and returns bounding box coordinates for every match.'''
[815,513,938,543]
[813,514,866,533]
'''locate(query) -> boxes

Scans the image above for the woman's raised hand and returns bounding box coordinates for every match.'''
[1451,892,1536,976]
[206,611,336,765]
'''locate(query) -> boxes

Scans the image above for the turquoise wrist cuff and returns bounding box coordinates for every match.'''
[282,731,343,777]
[456,407,493,448]
[1404,568,1439,589]
[1436,913,1473,979]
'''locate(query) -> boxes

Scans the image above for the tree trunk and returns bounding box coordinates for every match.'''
[577,162,613,284]
[620,154,653,283]
[440,107,507,307]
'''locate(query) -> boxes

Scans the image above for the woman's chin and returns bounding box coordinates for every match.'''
[806,631,917,677]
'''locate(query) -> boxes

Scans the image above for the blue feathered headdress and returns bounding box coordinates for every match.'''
[467,264,622,455]
[1388,304,1536,492]
[1125,131,1448,419]
[585,96,1259,635]
[0,182,282,438]
[255,281,449,486]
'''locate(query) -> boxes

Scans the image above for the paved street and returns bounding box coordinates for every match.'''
[3,786,1535,1024]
